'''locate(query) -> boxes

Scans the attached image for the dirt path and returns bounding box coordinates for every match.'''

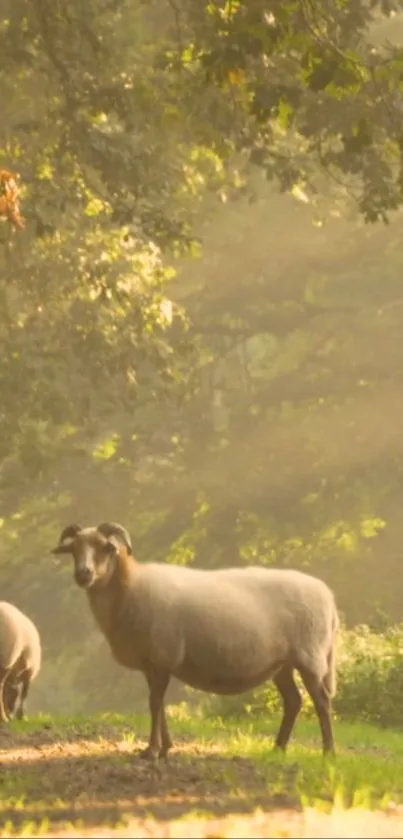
[47,808,403,839]
[0,722,402,838]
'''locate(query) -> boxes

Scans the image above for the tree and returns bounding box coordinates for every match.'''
[172,0,403,222]
[1,0,403,713]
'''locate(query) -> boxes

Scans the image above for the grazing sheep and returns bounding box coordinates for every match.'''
[52,522,339,759]
[0,601,42,722]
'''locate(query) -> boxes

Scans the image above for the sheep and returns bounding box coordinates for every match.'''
[52,522,339,760]
[0,601,42,722]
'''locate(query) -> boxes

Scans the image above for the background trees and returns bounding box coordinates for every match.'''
[1,0,403,711]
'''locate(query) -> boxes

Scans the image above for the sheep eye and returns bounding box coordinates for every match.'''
[105,541,118,556]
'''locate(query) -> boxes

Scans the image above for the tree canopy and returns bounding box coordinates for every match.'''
[1,0,403,712]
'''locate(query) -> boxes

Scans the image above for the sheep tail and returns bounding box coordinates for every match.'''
[322,602,339,698]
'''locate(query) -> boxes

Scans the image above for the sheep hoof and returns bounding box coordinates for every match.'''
[150,757,163,779]
[139,750,164,783]
[139,744,171,762]
[160,739,172,758]
[273,742,287,752]
[139,746,160,761]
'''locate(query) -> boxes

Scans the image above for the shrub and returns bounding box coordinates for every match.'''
[335,624,403,727]
[195,623,403,729]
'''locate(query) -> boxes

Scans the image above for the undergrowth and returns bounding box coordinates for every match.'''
[196,622,403,728]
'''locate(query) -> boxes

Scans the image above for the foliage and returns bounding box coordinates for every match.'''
[156,0,403,222]
[198,622,403,729]
[1,0,403,715]
[0,168,25,229]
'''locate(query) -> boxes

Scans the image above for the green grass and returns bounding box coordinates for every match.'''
[171,708,403,808]
[1,709,403,836]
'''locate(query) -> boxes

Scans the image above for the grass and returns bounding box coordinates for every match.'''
[1,709,403,837]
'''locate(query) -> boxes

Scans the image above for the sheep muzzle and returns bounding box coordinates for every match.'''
[74,566,94,588]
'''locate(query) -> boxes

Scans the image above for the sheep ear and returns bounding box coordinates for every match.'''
[52,524,82,555]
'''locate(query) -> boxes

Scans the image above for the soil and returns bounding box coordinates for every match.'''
[0,722,402,838]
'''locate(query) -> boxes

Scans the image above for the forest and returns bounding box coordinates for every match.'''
[2,2,403,836]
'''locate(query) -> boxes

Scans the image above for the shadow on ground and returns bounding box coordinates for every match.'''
[0,720,300,833]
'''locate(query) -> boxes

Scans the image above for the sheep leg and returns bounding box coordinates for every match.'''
[0,667,10,723]
[14,670,31,720]
[160,703,173,759]
[3,678,19,720]
[298,666,335,755]
[140,701,172,759]
[273,667,302,751]
[140,669,170,761]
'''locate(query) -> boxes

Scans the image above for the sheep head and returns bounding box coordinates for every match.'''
[52,522,132,590]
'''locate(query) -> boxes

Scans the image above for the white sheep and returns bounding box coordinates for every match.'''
[52,522,339,759]
[0,601,42,722]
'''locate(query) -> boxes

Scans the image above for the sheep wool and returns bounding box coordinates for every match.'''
[53,522,339,760]
[0,600,42,722]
